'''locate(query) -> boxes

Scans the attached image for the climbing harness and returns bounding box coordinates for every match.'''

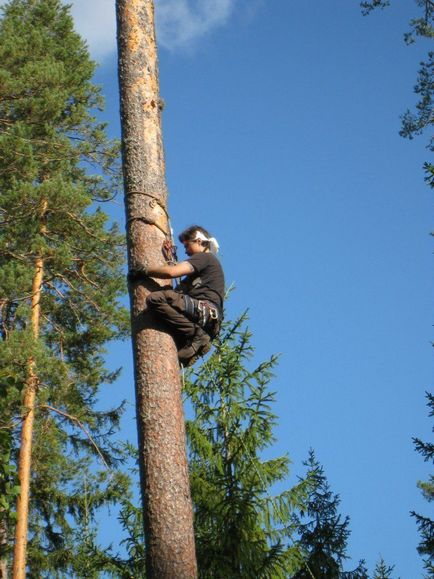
[182,295,221,340]
[197,300,220,338]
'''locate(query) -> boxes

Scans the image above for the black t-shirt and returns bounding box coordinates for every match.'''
[181,252,225,311]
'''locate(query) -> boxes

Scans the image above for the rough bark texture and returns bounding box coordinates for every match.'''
[116,2,197,577]
[12,254,44,579]
[0,517,8,579]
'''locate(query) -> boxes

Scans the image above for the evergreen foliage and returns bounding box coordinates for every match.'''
[184,313,311,578]
[361,0,434,189]
[0,0,130,574]
[362,3,433,574]
[360,1,389,15]
[292,451,368,579]
[411,392,434,576]
[57,446,147,579]
[81,444,147,578]
[372,556,395,579]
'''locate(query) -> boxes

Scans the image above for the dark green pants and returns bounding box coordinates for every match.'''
[146,289,197,340]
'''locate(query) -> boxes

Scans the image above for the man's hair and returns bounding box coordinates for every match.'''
[178,225,212,244]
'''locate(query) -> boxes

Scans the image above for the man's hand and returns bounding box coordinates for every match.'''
[127,267,148,282]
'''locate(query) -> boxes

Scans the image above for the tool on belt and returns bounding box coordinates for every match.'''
[183,295,221,339]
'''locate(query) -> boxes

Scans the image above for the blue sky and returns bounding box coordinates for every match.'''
[67,1,433,575]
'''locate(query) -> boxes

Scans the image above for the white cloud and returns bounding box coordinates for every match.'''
[156,0,235,50]
[0,0,238,59]
[67,0,237,60]
[68,0,116,61]
[68,0,236,59]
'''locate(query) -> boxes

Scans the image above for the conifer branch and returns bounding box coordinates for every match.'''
[39,404,110,471]
[1,292,35,304]
[50,209,109,243]
[44,280,82,324]
[54,272,101,312]
[40,314,65,340]
[0,420,21,431]
[68,266,100,289]
[0,249,33,263]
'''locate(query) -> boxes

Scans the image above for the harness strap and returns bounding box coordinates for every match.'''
[183,295,197,319]
[183,296,221,338]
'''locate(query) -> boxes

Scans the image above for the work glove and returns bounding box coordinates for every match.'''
[127,267,148,282]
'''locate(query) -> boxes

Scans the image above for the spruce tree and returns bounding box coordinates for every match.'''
[292,451,368,579]
[372,557,395,579]
[184,313,311,578]
[411,392,434,576]
[0,0,130,575]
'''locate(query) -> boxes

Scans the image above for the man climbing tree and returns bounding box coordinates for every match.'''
[129,225,224,366]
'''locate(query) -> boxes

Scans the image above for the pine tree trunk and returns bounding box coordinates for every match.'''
[116,2,197,578]
[0,305,10,579]
[12,204,45,579]
[0,517,7,579]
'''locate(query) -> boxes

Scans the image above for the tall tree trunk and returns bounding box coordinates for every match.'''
[12,202,46,579]
[116,2,197,578]
[0,517,8,579]
[0,303,10,579]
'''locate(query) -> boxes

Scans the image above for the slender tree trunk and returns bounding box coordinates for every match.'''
[12,203,46,579]
[0,305,10,579]
[0,517,8,579]
[116,2,197,578]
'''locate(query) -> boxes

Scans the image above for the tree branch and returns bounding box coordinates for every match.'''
[40,404,110,471]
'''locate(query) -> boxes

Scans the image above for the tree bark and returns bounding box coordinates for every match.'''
[116,2,197,578]
[0,517,8,579]
[12,247,44,579]
[0,306,10,579]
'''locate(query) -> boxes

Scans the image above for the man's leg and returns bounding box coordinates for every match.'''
[146,289,211,365]
[146,289,196,338]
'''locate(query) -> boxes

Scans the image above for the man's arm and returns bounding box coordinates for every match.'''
[148,261,194,278]
[129,261,194,281]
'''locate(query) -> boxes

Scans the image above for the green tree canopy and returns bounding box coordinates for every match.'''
[184,313,312,578]
[0,0,130,574]
[292,450,368,579]
[411,392,434,576]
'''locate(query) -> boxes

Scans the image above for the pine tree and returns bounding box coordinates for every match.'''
[0,0,130,574]
[116,0,197,575]
[292,451,368,579]
[184,313,311,578]
[411,392,434,576]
